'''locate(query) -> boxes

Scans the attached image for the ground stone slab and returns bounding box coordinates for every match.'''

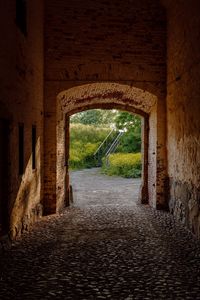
[0,168,200,299]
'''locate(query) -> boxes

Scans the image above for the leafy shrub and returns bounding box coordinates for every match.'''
[116,130,141,153]
[115,112,141,153]
[69,124,111,169]
[69,142,99,169]
[102,153,142,178]
[70,124,110,144]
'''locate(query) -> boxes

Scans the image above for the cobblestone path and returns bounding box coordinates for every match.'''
[1,168,200,300]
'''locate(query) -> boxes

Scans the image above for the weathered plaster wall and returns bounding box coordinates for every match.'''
[167,0,200,236]
[44,0,167,213]
[0,0,44,238]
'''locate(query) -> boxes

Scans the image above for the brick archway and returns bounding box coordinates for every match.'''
[55,82,162,212]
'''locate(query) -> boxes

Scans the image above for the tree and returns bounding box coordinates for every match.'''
[70,109,116,126]
[114,112,141,153]
[114,111,141,131]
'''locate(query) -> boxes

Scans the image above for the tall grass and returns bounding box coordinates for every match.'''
[69,124,110,169]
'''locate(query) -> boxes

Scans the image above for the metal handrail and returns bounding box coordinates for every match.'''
[105,131,124,156]
[94,128,126,167]
[105,131,125,167]
[94,128,115,156]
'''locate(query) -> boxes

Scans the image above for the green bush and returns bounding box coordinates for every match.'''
[70,123,110,144]
[116,130,141,153]
[115,112,141,153]
[69,142,99,169]
[102,153,142,178]
[69,124,111,169]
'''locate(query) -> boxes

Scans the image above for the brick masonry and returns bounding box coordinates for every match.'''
[0,0,44,239]
[166,0,200,237]
[44,0,167,214]
[1,0,200,239]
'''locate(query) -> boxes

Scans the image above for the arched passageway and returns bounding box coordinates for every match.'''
[0,0,199,244]
[45,82,168,214]
[67,107,145,207]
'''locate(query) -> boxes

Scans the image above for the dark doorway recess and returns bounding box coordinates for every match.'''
[18,123,24,175]
[0,119,10,235]
[32,125,36,170]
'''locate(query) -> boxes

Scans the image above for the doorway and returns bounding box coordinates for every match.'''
[0,119,10,235]
[54,83,166,214]
[66,108,148,207]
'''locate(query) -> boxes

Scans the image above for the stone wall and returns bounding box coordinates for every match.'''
[0,0,169,239]
[44,0,167,213]
[166,0,200,236]
[0,0,44,239]
[1,0,200,240]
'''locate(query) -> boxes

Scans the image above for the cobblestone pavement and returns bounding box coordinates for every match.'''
[1,168,200,300]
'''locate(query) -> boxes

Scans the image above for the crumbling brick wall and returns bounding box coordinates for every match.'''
[0,0,44,239]
[166,0,200,236]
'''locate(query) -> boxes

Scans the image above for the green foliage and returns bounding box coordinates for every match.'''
[115,112,141,153]
[102,153,142,178]
[69,124,110,169]
[116,130,141,153]
[115,111,141,131]
[70,123,110,144]
[69,141,99,169]
[70,109,116,126]
[69,110,142,176]
[71,110,142,154]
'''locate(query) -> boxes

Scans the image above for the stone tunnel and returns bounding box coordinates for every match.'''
[1,1,200,298]
[0,0,200,240]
